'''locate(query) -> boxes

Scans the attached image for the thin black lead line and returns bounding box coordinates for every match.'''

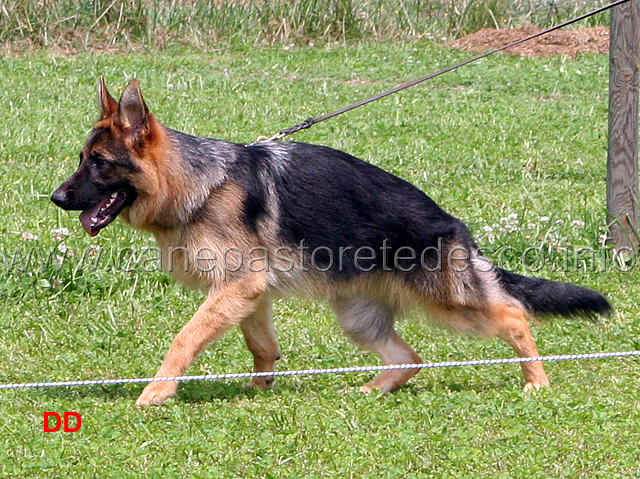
[256,0,629,142]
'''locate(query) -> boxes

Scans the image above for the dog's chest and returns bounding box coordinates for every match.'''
[152,227,251,290]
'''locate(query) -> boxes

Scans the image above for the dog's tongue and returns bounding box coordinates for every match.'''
[79,197,109,237]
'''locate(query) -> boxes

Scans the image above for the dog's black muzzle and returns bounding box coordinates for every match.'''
[50,182,91,211]
[51,187,71,209]
[51,170,105,211]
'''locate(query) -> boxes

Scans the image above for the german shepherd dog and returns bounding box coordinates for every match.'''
[51,78,611,406]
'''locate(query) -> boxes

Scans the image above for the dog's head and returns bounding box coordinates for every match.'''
[51,78,160,236]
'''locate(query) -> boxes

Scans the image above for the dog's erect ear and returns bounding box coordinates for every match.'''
[118,79,149,133]
[98,76,118,118]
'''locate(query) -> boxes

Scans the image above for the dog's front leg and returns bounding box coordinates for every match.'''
[136,274,268,406]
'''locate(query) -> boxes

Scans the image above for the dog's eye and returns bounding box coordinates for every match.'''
[89,153,106,168]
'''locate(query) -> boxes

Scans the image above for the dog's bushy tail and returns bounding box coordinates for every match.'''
[496,268,612,320]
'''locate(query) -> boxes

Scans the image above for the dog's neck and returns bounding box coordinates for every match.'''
[129,125,234,233]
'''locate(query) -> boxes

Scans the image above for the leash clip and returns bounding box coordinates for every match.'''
[250,117,315,146]
[252,131,287,145]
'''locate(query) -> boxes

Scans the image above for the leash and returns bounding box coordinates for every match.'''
[1,350,638,390]
[255,0,630,143]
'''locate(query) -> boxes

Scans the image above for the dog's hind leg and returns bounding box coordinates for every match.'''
[332,297,422,393]
[240,296,280,390]
[489,303,550,391]
[136,274,268,406]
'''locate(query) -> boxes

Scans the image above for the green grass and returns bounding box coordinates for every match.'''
[0,42,639,477]
[1,0,612,52]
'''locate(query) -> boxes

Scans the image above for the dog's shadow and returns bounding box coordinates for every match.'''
[178,380,264,403]
[33,375,514,404]
[33,380,260,403]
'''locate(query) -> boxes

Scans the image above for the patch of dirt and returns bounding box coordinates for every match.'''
[448,25,610,58]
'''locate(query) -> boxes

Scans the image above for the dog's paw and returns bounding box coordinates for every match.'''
[359,383,391,394]
[359,375,400,394]
[245,376,275,390]
[359,384,375,394]
[523,379,550,392]
[135,380,178,406]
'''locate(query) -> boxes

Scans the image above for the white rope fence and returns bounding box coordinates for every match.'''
[1,350,638,390]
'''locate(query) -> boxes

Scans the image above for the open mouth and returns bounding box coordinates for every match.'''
[79,190,131,237]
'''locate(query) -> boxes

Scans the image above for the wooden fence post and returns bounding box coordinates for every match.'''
[607,0,639,251]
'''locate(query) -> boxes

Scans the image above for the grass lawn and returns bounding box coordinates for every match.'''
[0,41,639,477]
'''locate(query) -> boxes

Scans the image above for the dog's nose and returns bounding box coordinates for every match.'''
[51,189,68,207]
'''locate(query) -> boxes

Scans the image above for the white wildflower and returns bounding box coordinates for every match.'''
[571,220,585,228]
[51,227,70,241]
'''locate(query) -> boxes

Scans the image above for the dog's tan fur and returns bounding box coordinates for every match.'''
[51,79,610,406]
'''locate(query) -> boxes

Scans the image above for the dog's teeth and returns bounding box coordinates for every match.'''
[91,217,98,223]
[111,192,118,198]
